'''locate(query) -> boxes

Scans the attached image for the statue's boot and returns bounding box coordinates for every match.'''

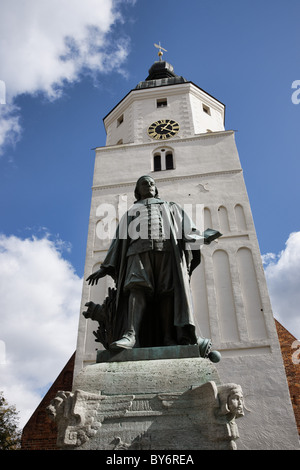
[110,290,144,350]
[109,332,136,350]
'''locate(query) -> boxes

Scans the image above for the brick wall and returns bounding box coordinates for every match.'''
[275,320,300,435]
[21,352,75,450]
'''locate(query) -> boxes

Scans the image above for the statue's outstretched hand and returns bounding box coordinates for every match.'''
[86,267,106,286]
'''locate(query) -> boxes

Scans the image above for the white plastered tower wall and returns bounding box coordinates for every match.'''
[103,82,225,147]
[73,61,299,449]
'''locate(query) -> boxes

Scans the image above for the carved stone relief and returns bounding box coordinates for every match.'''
[47,381,244,450]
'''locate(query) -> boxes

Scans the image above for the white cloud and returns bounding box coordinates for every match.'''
[0,234,82,428]
[0,0,133,152]
[261,252,277,265]
[0,104,22,155]
[263,231,300,340]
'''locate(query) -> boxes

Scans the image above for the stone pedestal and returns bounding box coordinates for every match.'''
[48,346,245,450]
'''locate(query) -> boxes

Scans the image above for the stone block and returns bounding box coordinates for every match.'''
[73,355,221,396]
[48,354,245,450]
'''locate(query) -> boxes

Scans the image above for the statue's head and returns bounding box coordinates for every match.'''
[134,175,158,201]
[218,384,244,418]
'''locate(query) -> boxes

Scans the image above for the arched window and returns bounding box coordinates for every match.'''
[234,204,247,231]
[237,247,267,340]
[165,152,174,170]
[204,207,212,229]
[218,205,230,233]
[152,147,175,171]
[212,249,239,342]
[154,154,161,171]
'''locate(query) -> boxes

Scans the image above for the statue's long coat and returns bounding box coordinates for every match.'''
[100,198,203,344]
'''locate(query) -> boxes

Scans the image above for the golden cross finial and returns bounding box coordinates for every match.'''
[154,42,167,61]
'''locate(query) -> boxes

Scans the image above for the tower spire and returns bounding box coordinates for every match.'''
[154,42,167,61]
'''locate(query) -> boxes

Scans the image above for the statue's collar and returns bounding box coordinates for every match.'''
[135,197,164,205]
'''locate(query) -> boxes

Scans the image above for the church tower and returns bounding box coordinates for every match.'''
[73,48,299,449]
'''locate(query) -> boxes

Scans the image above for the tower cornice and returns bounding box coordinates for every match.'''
[94,129,234,153]
[91,168,243,192]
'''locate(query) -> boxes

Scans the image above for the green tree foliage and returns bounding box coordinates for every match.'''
[0,391,21,450]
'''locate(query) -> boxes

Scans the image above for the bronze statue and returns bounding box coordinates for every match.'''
[84,175,221,358]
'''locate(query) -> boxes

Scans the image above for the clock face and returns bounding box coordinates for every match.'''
[147,119,179,140]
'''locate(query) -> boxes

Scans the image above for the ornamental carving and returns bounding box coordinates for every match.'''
[47,381,245,450]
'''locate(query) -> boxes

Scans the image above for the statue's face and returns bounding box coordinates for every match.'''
[137,176,156,199]
[228,390,244,417]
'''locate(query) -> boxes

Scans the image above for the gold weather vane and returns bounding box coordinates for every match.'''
[154,42,167,61]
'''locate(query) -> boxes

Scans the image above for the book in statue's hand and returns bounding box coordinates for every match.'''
[203,228,222,244]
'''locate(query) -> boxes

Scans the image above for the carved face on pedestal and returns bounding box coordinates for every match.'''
[217,383,244,419]
[227,387,244,417]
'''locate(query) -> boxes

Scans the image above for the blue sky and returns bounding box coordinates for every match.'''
[0,0,300,428]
